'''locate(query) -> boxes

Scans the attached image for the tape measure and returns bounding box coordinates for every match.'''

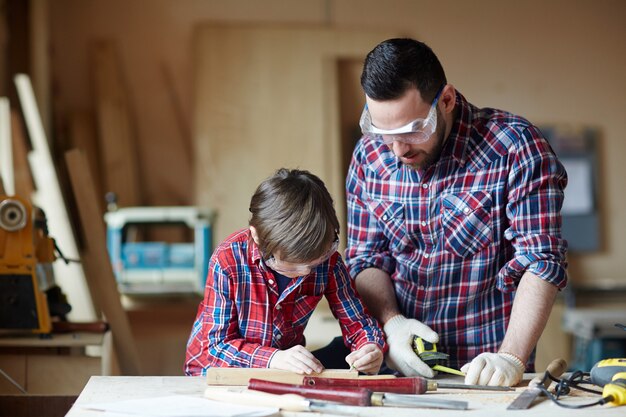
[413,337,465,376]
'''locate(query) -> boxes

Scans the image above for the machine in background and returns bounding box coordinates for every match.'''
[0,195,70,334]
[104,205,213,295]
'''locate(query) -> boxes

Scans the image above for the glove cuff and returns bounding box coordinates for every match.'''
[382,314,405,334]
[499,351,526,372]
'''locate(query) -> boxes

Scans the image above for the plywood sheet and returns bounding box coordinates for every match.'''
[206,368,358,386]
[193,25,396,243]
[90,40,141,208]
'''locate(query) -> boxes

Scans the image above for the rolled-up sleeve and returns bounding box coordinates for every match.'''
[498,125,568,291]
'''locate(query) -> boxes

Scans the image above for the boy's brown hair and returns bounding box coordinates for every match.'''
[249,168,339,263]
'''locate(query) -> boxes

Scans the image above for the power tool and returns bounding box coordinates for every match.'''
[0,195,71,334]
[413,337,465,376]
[590,358,626,406]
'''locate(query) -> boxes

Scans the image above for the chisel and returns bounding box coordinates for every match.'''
[205,387,374,416]
[302,375,513,392]
[248,378,468,410]
[507,358,568,410]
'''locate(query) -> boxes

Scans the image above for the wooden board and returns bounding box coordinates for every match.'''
[206,368,358,386]
[193,25,397,243]
[65,148,140,376]
[90,40,141,208]
[10,110,34,200]
[68,111,103,212]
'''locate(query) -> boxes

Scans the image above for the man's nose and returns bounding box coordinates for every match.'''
[390,140,411,157]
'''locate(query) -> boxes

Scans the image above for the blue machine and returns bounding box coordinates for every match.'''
[562,308,626,371]
[104,206,213,294]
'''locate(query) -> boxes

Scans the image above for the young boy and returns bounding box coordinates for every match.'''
[185,168,385,375]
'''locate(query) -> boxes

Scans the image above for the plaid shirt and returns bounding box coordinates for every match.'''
[345,91,568,369]
[185,228,385,375]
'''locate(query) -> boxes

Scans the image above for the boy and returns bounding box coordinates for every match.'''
[185,168,385,375]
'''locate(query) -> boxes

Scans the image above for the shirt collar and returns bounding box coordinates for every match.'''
[446,90,473,167]
[248,229,264,266]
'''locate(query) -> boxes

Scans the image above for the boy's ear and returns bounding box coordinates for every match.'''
[249,226,260,244]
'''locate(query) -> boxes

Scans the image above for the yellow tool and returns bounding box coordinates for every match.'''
[602,372,626,406]
[591,358,626,406]
[0,195,69,334]
[413,337,465,376]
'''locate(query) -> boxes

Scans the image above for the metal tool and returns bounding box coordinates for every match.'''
[205,387,377,416]
[507,358,568,410]
[248,378,468,410]
[303,375,513,392]
[413,337,465,376]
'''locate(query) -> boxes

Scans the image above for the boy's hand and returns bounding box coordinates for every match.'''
[345,343,383,375]
[269,345,324,374]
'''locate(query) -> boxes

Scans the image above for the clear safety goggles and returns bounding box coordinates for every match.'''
[359,86,443,145]
[265,235,339,276]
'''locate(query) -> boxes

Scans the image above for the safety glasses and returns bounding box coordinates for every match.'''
[359,86,444,145]
[265,235,339,276]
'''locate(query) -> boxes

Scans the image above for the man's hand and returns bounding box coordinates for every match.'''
[345,343,384,375]
[269,345,324,374]
[461,352,525,386]
[383,315,439,377]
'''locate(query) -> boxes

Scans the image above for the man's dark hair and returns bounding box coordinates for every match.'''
[361,38,447,102]
[249,168,339,263]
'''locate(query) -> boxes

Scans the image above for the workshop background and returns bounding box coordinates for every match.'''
[1,0,625,386]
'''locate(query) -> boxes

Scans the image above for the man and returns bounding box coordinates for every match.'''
[345,38,568,387]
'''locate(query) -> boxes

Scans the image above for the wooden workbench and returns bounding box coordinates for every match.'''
[64,374,625,416]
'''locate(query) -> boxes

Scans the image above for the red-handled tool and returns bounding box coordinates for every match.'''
[249,378,374,406]
[302,376,513,392]
[248,378,468,410]
[302,376,433,394]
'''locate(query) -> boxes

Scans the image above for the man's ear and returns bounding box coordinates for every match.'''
[249,226,260,244]
[440,84,456,115]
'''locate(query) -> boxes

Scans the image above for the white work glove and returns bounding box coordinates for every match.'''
[461,352,525,386]
[383,314,439,378]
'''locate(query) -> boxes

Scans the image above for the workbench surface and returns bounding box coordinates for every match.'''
[65,375,624,416]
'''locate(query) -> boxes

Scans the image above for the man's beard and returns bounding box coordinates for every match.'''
[406,113,446,171]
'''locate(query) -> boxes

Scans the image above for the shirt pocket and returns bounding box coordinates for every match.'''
[441,191,493,258]
[366,200,409,251]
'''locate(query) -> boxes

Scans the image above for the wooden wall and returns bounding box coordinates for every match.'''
[40,0,626,373]
[46,0,626,286]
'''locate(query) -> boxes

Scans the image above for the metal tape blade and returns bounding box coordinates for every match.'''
[507,387,541,410]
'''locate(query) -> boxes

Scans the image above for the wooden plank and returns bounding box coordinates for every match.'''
[10,110,35,200]
[0,97,13,195]
[90,40,141,208]
[68,110,103,212]
[206,368,358,386]
[14,74,95,321]
[29,0,51,139]
[65,148,140,376]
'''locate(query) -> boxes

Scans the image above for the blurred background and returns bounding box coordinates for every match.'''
[1,0,625,381]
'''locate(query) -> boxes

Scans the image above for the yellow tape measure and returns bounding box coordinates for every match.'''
[413,337,465,376]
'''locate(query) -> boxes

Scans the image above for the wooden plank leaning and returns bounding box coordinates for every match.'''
[65,148,141,376]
